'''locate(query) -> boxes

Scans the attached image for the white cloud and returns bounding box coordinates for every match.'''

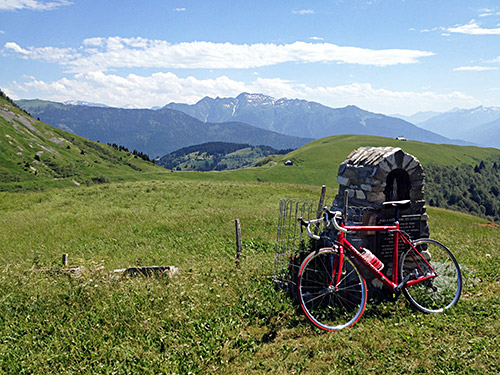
[447,20,500,35]
[8,71,479,115]
[4,42,27,53]
[4,37,435,72]
[478,8,500,18]
[453,66,499,71]
[4,42,78,63]
[174,8,186,12]
[0,0,72,11]
[9,72,245,107]
[82,37,104,47]
[292,9,314,15]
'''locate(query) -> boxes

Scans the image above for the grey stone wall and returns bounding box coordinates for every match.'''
[334,146,425,209]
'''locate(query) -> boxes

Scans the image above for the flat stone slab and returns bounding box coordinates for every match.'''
[114,266,179,277]
[36,265,87,278]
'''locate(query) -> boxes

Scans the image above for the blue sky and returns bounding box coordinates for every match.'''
[1,0,500,115]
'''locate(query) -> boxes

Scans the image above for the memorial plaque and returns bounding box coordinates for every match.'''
[375,214,424,265]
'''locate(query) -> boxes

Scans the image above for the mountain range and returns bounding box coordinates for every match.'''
[16,93,500,161]
[16,99,311,158]
[164,93,456,144]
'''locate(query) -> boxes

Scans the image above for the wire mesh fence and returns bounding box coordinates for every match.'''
[273,197,333,294]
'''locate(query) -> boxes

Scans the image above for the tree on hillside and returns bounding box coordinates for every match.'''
[426,158,500,222]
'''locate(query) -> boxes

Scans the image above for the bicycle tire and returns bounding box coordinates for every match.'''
[297,248,367,331]
[400,238,462,313]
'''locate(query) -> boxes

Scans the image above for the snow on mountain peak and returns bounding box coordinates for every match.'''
[237,92,276,105]
[471,105,500,114]
[64,100,109,108]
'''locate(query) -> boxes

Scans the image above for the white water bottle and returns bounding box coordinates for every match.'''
[360,247,384,271]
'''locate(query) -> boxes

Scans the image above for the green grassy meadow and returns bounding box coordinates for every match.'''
[1,178,499,374]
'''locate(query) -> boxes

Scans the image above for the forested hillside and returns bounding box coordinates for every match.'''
[426,158,500,222]
[157,141,293,171]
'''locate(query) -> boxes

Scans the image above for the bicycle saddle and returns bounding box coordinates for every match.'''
[383,200,411,209]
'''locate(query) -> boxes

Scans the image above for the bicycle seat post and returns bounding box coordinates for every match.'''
[382,200,411,225]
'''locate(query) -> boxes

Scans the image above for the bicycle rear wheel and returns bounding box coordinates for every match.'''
[297,248,367,331]
[400,238,462,313]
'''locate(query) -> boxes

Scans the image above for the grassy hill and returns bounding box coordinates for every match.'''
[0,92,165,191]
[162,134,500,187]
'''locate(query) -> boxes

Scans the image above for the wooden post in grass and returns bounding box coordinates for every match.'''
[62,253,68,267]
[235,219,242,268]
[314,185,327,234]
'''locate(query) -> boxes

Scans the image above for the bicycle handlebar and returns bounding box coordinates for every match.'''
[323,207,348,234]
[297,216,323,240]
[298,207,348,240]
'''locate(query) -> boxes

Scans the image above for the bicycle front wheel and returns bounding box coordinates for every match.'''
[297,248,367,331]
[400,238,462,313]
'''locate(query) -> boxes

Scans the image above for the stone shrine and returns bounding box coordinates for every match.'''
[331,146,429,299]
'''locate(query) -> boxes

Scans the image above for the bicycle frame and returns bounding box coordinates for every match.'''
[335,222,437,292]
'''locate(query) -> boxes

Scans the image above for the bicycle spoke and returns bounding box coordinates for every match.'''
[336,268,356,287]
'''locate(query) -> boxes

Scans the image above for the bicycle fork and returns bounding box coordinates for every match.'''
[328,248,343,290]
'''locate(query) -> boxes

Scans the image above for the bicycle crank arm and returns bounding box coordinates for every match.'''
[395,270,419,292]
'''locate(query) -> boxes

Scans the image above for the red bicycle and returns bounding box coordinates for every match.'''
[297,200,462,331]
